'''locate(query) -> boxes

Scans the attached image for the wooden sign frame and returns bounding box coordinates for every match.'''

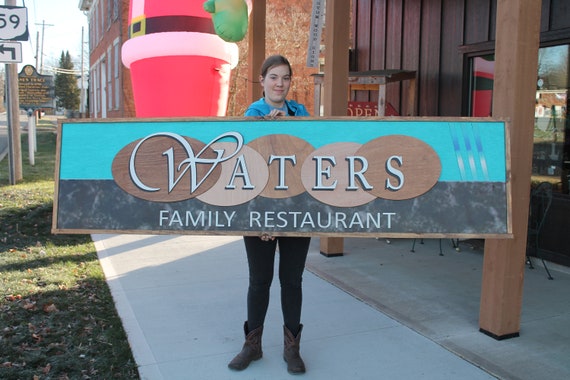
[53,117,512,238]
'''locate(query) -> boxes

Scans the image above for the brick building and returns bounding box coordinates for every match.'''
[80,0,135,118]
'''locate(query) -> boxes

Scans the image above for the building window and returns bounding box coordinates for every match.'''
[93,67,99,116]
[107,0,112,30]
[535,45,569,191]
[90,68,96,117]
[468,45,570,193]
[97,0,103,43]
[113,0,119,21]
[468,55,494,118]
[114,41,120,110]
[107,46,113,110]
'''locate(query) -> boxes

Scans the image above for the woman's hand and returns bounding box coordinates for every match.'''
[266,109,286,118]
[260,233,275,242]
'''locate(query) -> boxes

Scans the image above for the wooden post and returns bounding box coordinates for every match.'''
[319,0,350,257]
[5,63,22,184]
[5,0,22,184]
[479,0,542,339]
[246,0,266,105]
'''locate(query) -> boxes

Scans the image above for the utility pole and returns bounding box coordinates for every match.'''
[35,20,54,74]
[80,26,85,116]
[5,0,22,184]
[35,30,39,69]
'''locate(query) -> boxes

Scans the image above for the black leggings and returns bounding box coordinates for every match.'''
[244,236,311,335]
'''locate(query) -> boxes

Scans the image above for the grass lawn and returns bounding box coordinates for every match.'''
[1,118,139,379]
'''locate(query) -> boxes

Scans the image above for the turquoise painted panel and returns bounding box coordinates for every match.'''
[58,118,507,182]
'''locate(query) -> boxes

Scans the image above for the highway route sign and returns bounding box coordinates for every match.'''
[0,5,28,41]
[0,41,21,63]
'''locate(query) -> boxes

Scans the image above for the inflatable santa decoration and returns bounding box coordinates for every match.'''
[121,0,250,117]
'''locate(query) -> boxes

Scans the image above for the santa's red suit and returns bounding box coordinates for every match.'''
[122,0,246,117]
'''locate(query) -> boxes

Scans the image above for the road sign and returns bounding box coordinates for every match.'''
[0,5,29,41]
[0,41,21,63]
[307,0,324,68]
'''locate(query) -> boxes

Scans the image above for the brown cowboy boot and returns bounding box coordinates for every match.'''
[228,322,263,371]
[283,324,306,374]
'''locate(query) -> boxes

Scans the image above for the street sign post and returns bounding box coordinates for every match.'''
[2,3,28,183]
[0,5,29,41]
[0,40,21,63]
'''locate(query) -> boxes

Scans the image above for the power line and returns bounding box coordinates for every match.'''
[43,65,81,75]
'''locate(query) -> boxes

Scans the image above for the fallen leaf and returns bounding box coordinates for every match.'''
[42,363,52,374]
[22,300,36,311]
[43,303,59,313]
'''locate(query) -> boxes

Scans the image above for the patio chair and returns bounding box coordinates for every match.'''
[410,238,460,256]
[526,181,554,280]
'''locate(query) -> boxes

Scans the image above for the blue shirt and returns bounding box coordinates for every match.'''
[244,98,310,117]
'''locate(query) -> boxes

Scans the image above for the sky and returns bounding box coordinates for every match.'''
[15,0,88,74]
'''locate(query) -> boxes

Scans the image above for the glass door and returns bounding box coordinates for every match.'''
[468,45,570,193]
[535,45,569,192]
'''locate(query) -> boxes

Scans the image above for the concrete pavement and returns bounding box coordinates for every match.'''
[92,234,570,379]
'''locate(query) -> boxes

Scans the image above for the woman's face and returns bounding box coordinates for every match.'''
[260,64,291,107]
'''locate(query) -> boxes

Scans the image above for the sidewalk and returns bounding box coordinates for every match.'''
[93,234,570,380]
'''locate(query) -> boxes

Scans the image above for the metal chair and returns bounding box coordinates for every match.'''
[526,181,554,280]
[410,238,460,256]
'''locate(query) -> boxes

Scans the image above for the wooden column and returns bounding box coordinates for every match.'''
[479,0,542,339]
[5,0,22,184]
[247,0,266,105]
[319,0,350,257]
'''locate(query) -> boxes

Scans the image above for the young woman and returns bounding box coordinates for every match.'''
[228,55,310,374]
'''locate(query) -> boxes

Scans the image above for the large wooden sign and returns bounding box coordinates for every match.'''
[53,117,512,238]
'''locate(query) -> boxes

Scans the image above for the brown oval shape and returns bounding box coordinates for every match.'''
[112,134,221,202]
[247,134,314,199]
[301,142,376,207]
[355,135,441,200]
[197,142,269,206]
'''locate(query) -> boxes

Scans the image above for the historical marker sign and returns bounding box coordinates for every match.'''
[53,117,512,238]
[18,64,55,109]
